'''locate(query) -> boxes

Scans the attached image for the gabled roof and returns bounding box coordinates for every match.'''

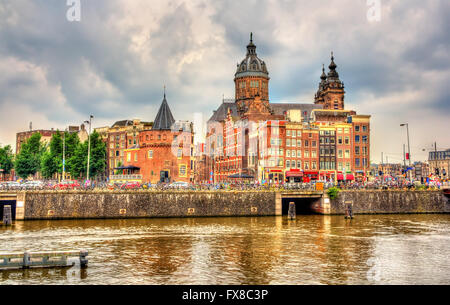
[152,95,175,130]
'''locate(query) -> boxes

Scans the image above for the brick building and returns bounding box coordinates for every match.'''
[121,93,194,184]
[205,33,372,183]
[95,119,153,178]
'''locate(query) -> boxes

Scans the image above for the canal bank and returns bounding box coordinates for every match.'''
[0,190,449,221]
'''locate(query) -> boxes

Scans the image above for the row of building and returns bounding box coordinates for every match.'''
[9,34,449,183]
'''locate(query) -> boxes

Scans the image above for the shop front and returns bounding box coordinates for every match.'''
[286,169,303,183]
[303,171,319,183]
[268,170,284,184]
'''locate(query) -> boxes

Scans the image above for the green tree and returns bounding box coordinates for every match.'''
[0,145,14,179]
[68,131,106,180]
[41,132,63,179]
[14,133,45,179]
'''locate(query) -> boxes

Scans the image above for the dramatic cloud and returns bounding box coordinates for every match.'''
[0,0,449,162]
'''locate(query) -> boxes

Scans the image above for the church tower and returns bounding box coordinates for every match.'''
[234,33,271,117]
[314,52,345,110]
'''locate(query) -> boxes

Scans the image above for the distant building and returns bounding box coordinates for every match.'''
[16,124,88,154]
[429,149,450,179]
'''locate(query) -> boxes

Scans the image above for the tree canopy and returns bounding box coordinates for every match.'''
[14,133,45,179]
[0,145,14,175]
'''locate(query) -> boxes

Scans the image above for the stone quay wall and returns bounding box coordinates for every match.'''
[330,190,450,215]
[21,191,278,220]
[2,190,448,220]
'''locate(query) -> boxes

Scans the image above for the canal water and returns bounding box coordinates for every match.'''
[1,215,450,285]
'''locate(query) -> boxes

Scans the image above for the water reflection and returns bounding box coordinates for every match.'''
[1,215,449,285]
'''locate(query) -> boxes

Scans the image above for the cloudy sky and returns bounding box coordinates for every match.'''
[0,0,449,163]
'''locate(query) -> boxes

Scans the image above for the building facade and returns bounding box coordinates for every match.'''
[205,34,371,183]
[429,149,450,179]
[95,119,153,178]
[121,93,194,184]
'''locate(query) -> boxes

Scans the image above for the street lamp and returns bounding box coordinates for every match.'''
[85,115,94,182]
[62,128,68,181]
[400,123,411,180]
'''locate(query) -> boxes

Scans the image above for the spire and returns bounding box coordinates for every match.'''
[320,64,327,81]
[327,51,339,79]
[153,88,175,130]
[247,32,256,55]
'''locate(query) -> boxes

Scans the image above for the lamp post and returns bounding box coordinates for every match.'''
[62,128,67,181]
[85,115,94,182]
[400,123,411,180]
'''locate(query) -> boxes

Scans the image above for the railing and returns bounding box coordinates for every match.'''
[0,250,88,270]
[110,175,143,181]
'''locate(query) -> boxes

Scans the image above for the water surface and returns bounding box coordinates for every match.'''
[1,215,449,285]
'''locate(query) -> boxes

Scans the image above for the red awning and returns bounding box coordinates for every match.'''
[286,171,303,177]
[346,174,355,180]
[271,170,283,173]
[337,174,345,181]
[304,171,319,175]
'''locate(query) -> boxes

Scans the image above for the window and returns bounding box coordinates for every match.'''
[355,125,360,132]
[292,140,296,147]
[116,150,120,157]
[345,136,350,145]
[363,125,368,132]
[297,161,302,169]
[148,150,153,159]
[127,152,131,162]
[177,149,182,158]
[286,160,290,168]
[305,161,309,169]
[337,128,343,133]
[355,146,360,155]
[297,150,302,158]
[297,140,302,147]
[355,158,360,167]
[338,136,343,144]
[297,131,302,137]
[345,128,350,134]
[312,151,317,158]
[362,136,368,144]
[312,161,317,169]
[363,158,368,167]
[292,131,296,138]
[134,153,138,162]
[339,162,343,170]
[362,147,368,155]
[355,135,360,143]
[345,150,350,158]
[287,130,291,137]
[305,150,310,158]
[338,150,343,158]
[305,140,309,147]
[309,133,312,138]
[292,150,296,158]
[287,139,291,147]
[287,150,291,157]
[128,139,132,145]
[312,141,317,147]
[277,158,284,167]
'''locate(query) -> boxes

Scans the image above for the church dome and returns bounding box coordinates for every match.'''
[235,33,269,79]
